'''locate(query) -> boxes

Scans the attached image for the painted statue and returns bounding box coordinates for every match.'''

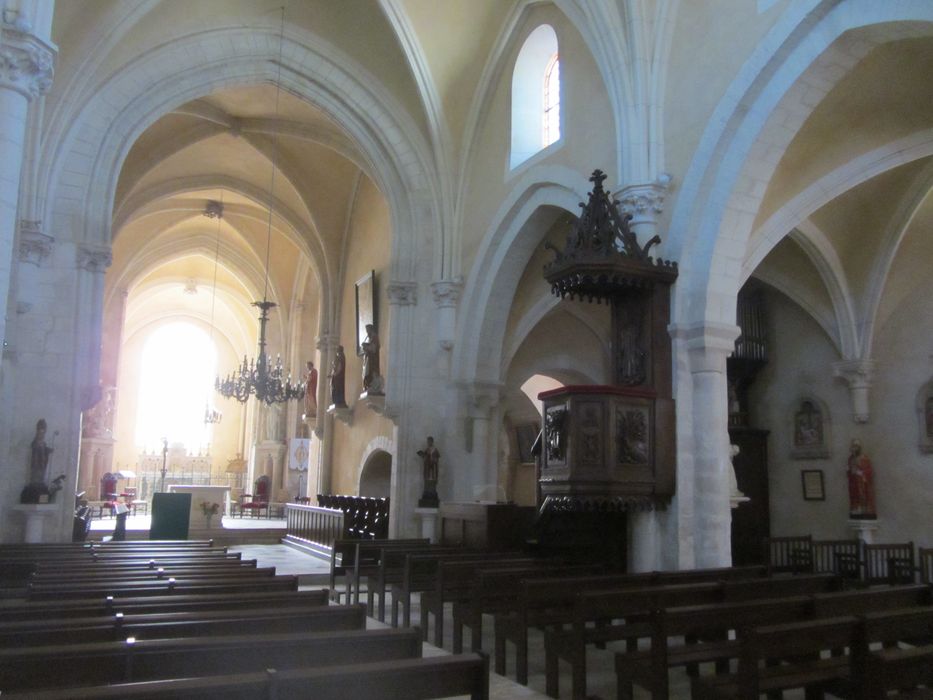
[329,345,347,408]
[20,419,62,503]
[417,436,440,507]
[846,438,876,519]
[361,323,385,395]
[303,360,318,420]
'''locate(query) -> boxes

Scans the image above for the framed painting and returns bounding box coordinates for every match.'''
[355,270,376,356]
[801,469,825,501]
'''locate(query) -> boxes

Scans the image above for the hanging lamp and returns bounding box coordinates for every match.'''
[215,6,303,406]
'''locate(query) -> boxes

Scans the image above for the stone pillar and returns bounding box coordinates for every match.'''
[0,14,53,353]
[74,246,112,410]
[385,280,419,537]
[833,359,874,423]
[679,322,741,568]
[462,382,503,502]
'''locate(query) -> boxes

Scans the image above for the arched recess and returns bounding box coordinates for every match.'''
[357,436,396,498]
[667,1,933,329]
[359,451,393,499]
[453,165,588,389]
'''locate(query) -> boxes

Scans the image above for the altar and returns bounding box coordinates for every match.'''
[167,484,231,524]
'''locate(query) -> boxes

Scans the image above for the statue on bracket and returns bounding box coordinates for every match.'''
[417,436,440,508]
[20,419,65,503]
[303,360,318,421]
[846,438,876,519]
[329,346,347,408]
[360,324,385,396]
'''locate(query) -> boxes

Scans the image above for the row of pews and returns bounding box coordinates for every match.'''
[328,537,933,699]
[0,539,489,699]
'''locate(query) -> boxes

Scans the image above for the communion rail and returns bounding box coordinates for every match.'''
[284,504,345,558]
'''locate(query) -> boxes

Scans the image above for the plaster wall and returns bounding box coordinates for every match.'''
[459,5,614,275]
[751,286,933,546]
[328,175,394,497]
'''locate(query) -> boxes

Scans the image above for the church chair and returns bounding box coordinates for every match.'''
[864,542,916,585]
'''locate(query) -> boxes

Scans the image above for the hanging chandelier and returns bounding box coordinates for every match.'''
[216,300,304,404]
[214,6,303,407]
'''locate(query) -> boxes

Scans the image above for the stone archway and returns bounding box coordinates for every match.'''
[359,450,392,499]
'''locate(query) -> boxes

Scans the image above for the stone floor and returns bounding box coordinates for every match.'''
[227,545,817,700]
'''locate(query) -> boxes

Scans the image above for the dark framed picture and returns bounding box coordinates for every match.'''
[355,270,376,356]
[801,469,825,501]
[515,423,539,463]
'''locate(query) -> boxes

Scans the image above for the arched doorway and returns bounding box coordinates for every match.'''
[359,450,392,499]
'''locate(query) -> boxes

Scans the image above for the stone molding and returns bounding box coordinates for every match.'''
[315,333,340,352]
[18,220,53,266]
[76,245,112,273]
[431,277,463,309]
[0,21,54,99]
[616,177,670,218]
[670,322,741,373]
[386,280,417,306]
[833,358,875,423]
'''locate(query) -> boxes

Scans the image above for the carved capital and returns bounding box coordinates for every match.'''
[833,359,875,423]
[615,176,670,220]
[431,277,463,309]
[76,245,112,273]
[315,333,340,352]
[18,220,53,266]
[0,23,54,99]
[670,322,741,374]
[386,280,417,306]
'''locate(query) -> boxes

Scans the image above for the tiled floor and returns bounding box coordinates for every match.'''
[224,545,817,700]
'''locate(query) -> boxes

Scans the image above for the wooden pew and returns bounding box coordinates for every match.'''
[0,627,423,692]
[690,615,859,699]
[612,585,932,700]
[3,653,491,700]
[364,544,465,621]
[0,588,330,622]
[0,603,368,646]
[390,551,536,632]
[28,565,277,585]
[539,573,841,698]
[25,574,299,600]
[858,645,933,700]
[328,538,427,603]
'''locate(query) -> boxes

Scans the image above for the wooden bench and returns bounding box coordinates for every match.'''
[0,588,330,622]
[613,595,813,700]
[390,551,536,633]
[0,603,368,646]
[3,652,491,700]
[859,645,933,700]
[364,544,465,621]
[28,564,276,585]
[25,574,300,600]
[691,615,859,699]
[328,538,428,603]
[0,627,423,692]
[612,585,931,700]
[541,573,841,698]
[348,539,438,610]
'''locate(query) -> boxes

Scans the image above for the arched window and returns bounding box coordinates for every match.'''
[511,24,560,169]
[135,322,217,452]
[543,53,560,147]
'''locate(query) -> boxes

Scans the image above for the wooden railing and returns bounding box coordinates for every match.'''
[284,504,345,558]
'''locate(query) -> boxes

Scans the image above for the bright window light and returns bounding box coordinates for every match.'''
[135,322,217,452]
[543,53,560,147]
